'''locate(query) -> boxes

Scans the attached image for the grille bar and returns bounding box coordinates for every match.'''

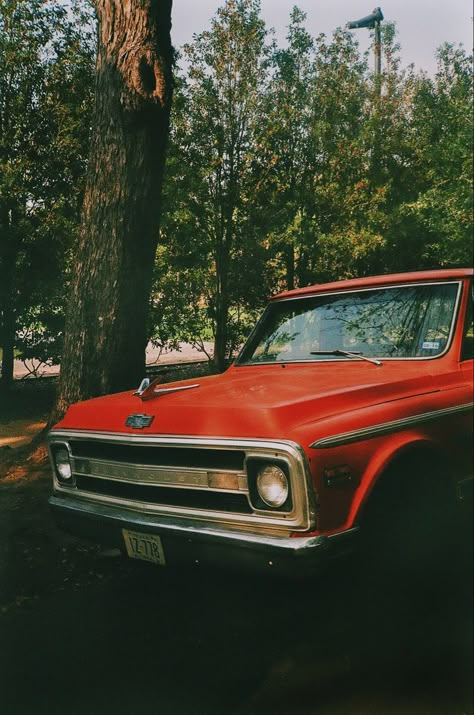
[69,440,245,470]
[73,457,248,492]
[75,476,253,513]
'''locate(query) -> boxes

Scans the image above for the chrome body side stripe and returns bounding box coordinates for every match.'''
[310,403,474,449]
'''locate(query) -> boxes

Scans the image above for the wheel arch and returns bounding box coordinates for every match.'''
[350,434,456,527]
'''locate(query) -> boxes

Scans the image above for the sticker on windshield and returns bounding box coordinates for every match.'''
[422,341,440,350]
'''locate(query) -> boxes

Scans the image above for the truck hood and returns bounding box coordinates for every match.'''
[55,362,438,442]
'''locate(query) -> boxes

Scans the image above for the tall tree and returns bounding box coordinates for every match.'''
[166,0,269,371]
[259,24,382,286]
[392,44,473,267]
[259,7,315,290]
[0,0,94,393]
[54,0,173,419]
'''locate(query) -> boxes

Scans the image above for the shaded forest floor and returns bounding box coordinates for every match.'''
[0,378,53,451]
[0,378,126,619]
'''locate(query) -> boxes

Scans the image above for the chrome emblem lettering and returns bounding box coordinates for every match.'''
[125,413,155,429]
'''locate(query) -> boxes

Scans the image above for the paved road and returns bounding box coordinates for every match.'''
[13,342,214,379]
[0,473,472,715]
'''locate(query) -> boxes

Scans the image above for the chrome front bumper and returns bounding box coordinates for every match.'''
[49,493,359,574]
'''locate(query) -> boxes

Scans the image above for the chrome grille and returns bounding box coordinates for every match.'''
[69,440,245,470]
[48,431,315,533]
[75,475,253,513]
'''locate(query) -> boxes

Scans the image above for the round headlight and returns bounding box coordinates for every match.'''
[54,447,72,481]
[256,465,289,508]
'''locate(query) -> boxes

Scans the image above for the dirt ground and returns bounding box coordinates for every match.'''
[0,418,47,449]
[0,378,472,714]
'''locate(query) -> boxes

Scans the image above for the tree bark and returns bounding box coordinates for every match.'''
[0,288,15,394]
[213,206,232,373]
[284,244,295,291]
[213,291,228,373]
[297,249,311,287]
[0,208,17,395]
[53,0,173,422]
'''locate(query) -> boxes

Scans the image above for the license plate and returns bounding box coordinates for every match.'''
[122,529,166,566]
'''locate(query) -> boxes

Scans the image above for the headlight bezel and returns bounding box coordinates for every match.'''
[246,458,293,512]
[51,442,75,486]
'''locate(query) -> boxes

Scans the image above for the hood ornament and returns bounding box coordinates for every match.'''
[134,376,200,401]
[134,378,151,396]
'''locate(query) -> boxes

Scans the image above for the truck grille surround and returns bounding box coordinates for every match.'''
[48,431,315,534]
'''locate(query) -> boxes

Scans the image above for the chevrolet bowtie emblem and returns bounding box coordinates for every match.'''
[125,413,155,429]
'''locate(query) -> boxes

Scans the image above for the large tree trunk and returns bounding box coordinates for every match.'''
[0,290,15,394]
[0,294,16,395]
[284,244,295,291]
[53,0,173,422]
[213,216,231,373]
[0,208,17,396]
[213,292,228,373]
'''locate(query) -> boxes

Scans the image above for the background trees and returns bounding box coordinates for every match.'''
[157,0,271,371]
[155,2,472,367]
[1,0,472,390]
[397,44,473,267]
[0,0,94,393]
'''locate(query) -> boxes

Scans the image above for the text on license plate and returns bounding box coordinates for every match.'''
[122,529,166,566]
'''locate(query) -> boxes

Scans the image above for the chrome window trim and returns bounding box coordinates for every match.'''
[237,280,463,365]
[310,402,474,449]
[48,430,316,535]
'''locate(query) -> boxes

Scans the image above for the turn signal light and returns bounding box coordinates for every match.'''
[323,465,352,488]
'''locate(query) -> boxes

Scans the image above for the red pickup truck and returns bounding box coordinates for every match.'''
[48,268,473,573]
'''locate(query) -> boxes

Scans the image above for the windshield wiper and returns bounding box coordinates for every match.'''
[310,350,383,366]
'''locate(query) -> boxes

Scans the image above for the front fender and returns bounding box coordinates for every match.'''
[348,432,451,527]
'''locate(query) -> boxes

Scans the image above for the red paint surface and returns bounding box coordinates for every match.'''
[273,267,473,300]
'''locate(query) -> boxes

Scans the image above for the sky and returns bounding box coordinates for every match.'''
[171,0,473,74]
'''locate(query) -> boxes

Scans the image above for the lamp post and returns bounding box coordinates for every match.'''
[347,7,384,81]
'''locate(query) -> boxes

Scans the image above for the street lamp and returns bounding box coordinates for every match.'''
[347,7,384,80]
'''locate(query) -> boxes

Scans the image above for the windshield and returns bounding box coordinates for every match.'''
[238,282,460,364]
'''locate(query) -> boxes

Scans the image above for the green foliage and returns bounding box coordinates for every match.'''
[154,6,472,367]
[393,44,473,267]
[157,1,273,367]
[0,0,95,382]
